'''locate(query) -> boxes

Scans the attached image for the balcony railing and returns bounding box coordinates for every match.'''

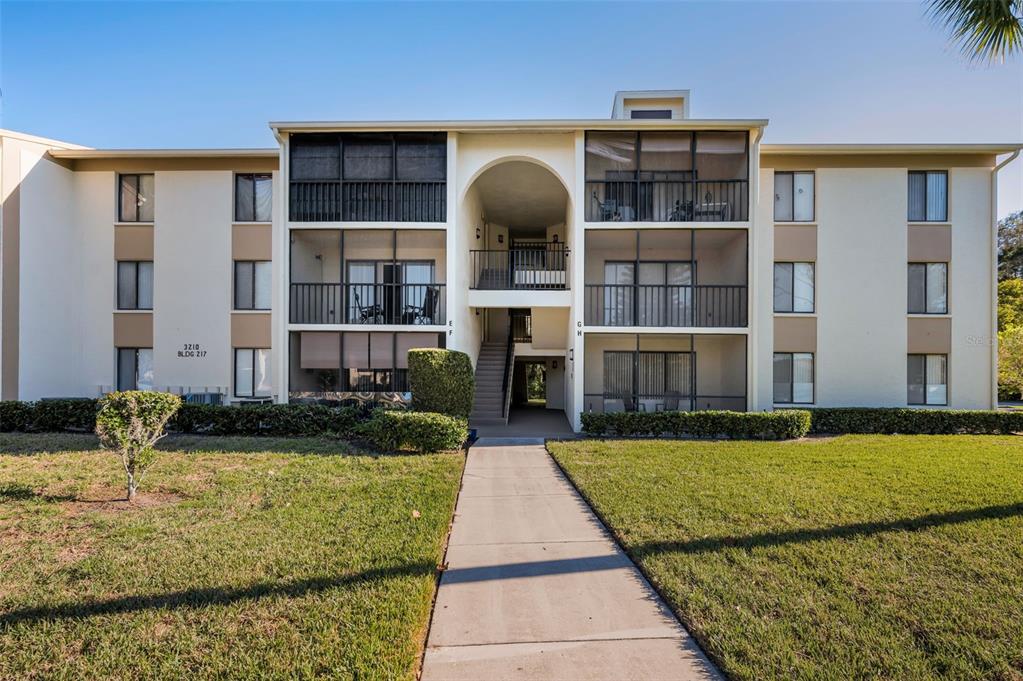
[470,244,568,290]
[584,284,747,327]
[511,313,532,343]
[583,393,746,413]
[290,283,446,325]
[585,180,748,222]
[289,180,446,222]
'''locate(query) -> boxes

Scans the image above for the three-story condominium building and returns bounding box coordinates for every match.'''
[1,90,1019,430]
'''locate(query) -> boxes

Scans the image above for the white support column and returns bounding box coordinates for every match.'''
[747,127,764,411]
[445,133,461,354]
[569,130,587,431]
[272,132,289,403]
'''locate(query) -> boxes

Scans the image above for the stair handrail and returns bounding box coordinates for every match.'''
[501,326,515,423]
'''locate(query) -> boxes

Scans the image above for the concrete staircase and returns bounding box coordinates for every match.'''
[471,341,511,425]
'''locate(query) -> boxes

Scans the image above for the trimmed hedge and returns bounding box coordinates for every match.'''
[408,349,474,419]
[358,410,468,453]
[580,410,812,440]
[0,399,365,437]
[170,403,363,437]
[806,407,1023,435]
[0,398,98,433]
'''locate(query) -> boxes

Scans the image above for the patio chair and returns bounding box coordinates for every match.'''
[662,390,682,412]
[404,286,438,325]
[352,289,382,324]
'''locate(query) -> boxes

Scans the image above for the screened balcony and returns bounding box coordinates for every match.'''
[288,330,444,405]
[584,229,747,327]
[290,229,446,325]
[583,333,746,413]
[470,241,569,290]
[585,130,749,222]
[289,132,446,222]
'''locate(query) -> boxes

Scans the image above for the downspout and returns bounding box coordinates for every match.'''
[991,149,1020,409]
[748,125,765,411]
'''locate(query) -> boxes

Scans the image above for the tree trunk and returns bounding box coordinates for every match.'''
[127,472,137,502]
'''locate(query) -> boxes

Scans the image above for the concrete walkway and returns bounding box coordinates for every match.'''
[421,442,720,680]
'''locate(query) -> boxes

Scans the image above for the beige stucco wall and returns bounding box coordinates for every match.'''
[759,162,994,408]
[531,307,569,350]
[152,171,233,394]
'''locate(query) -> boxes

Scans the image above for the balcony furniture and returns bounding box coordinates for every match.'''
[352,290,383,324]
[404,286,439,325]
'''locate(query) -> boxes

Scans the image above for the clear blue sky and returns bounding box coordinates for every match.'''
[2,1,1020,216]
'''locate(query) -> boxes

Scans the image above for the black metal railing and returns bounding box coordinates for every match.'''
[470,244,569,290]
[290,283,445,325]
[584,284,747,327]
[289,180,446,222]
[585,179,748,222]
[583,393,746,414]
[511,313,532,342]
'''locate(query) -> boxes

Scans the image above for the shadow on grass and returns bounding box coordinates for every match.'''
[0,483,78,503]
[632,502,1023,557]
[0,561,435,627]
[0,433,360,457]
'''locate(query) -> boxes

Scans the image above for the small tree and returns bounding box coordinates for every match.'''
[96,391,182,502]
[999,326,1023,400]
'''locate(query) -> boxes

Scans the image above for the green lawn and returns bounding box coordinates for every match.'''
[549,436,1023,681]
[0,433,463,680]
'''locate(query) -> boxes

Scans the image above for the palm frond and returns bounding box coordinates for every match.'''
[928,0,1023,63]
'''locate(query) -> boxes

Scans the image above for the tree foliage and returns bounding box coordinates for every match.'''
[998,210,1023,281]
[928,0,1023,63]
[95,391,182,501]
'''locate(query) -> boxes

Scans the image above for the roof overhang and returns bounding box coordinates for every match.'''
[762,143,1023,155]
[49,148,278,159]
[269,119,768,134]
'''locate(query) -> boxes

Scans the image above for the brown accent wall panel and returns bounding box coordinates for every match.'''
[232,224,272,261]
[774,316,817,352]
[774,225,817,261]
[907,317,951,354]
[114,225,154,261]
[113,313,154,347]
[907,225,952,262]
[231,313,272,348]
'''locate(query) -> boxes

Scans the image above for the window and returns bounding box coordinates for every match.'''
[117,348,153,391]
[908,171,947,222]
[234,261,271,310]
[603,350,694,408]
[907,263,948,314]
[118,174,155,222]
[116,261,154,310]
[235,348,272,398]
[774,171,814,221]
[774,352,814,404]
[908,354,947,405]
[630,109,672,119]
[774,262,814,313]
[235,173,272,222]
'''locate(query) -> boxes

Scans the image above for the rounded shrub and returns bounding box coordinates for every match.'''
[407,348,474,419]
[359,410,468,453]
